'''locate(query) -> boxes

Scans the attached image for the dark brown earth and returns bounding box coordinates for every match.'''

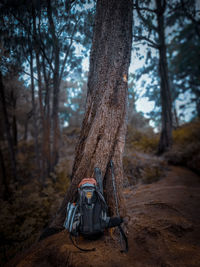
[7,166,200,267]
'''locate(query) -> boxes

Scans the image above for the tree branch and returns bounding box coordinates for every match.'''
[133,34,159,49]
[22,70,38,81]
[59,15,81,84]
[133,4,157,13]
[135,0,158,33]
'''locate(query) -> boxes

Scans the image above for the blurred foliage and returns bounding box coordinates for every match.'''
[124,112,166,185]
[0,140,70,265]
[123,152,167,186]
[126,111,159,153]
[173,119,200,145]
[1,117,200,265]
[124,117,200,186]
[126,125,159,153]
[165,119,200,174]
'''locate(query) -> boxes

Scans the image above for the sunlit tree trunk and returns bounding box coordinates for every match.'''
[47,0,133,231]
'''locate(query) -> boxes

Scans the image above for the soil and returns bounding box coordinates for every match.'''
[7,166,200,267]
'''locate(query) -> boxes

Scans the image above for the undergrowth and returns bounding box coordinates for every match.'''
[165,119,200,174]
[0,141,70,265]
[1,120,199,265]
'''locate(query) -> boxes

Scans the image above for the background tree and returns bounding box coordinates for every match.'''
[47,0,133,232]
[133,0,173,154]
[0,0,94,185]
[169,23,200,118]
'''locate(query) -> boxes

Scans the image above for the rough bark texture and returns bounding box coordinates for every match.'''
[49,0,133,230]
[156,0,173,154]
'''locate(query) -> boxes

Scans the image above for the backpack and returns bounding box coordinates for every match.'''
[64,166,128,252]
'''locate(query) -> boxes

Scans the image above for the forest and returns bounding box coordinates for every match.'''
[0,0,200,266]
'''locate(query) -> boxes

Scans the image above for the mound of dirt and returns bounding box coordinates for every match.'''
[7,166,200,267]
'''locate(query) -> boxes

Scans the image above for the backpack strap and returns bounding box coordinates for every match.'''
[96,189,108,209]
[69,233,95,252]
[94,167,103,194]
[118,225,128,253]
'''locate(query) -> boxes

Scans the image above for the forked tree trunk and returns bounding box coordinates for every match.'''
[49,0,133,230]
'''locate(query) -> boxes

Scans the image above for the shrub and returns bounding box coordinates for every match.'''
[165,119,200,174]
[126,125,159,153]
[123,152,167,186]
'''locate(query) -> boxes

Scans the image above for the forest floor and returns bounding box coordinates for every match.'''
[7,164,200,267]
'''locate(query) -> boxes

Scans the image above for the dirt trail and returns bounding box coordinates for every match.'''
[8,166,200,267]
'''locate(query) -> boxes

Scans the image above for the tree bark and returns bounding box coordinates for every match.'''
[48,0,133,230]
[156,0,173,154]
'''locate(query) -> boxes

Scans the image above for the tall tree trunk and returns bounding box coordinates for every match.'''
[42,58,52,176]
[33,7,46,184]
[0,147,10,200]
[30,50,41,179]
[48,0,133,231]
[10,90,18,149]
[196,97,200,118]
[173,105,179,129]
[156,0,173,154]
[23,116,28,141]
[0,72,18,181]
[47,0,60,170]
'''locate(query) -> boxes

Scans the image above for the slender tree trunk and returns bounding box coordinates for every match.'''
[33,8,47,184]
[10,91,18,149]
[23,117,28,141]
[156,0,173,154]
[47,0,60,170]
[0,147,10,200]
[173,105,179,129]
[196,97,200,118]
[0,72,18,181]
[42,59,52,176]
[48,0,133,231]
[30,50,41,179]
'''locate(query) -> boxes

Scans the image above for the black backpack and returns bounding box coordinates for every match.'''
[64,167,128,252]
